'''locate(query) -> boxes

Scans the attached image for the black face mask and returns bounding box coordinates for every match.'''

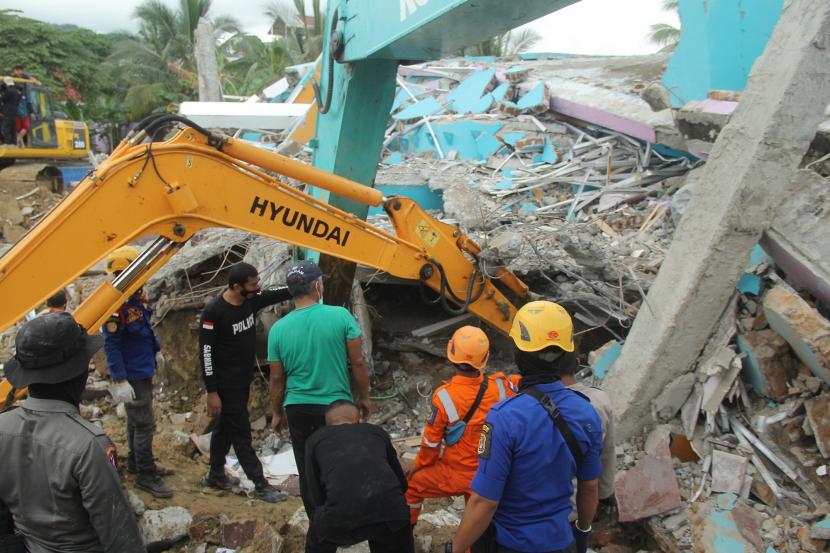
[514,349,576,389]
[28,370,89,407]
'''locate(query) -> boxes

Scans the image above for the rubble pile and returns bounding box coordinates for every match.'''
[364,56,703,331]
[606,248,830,552]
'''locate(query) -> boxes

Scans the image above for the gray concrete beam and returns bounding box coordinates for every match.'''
[604,0,830,440]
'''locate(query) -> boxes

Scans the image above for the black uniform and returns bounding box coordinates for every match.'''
[199,288,290,484]
[1,84,20,144]
[305,423,414,553]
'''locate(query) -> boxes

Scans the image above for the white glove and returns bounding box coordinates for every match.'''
[108,381,136,404]
[155,352,166,372]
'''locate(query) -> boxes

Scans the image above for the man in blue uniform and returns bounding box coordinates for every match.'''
[103,246,172,498]
[450,301,603,553]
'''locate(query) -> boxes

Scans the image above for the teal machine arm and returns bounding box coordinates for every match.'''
[311,0,580,304]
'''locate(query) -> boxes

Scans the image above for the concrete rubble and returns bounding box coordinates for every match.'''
[0,44,828,553]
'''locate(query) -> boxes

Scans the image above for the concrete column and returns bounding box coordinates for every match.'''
[194,17,221,102]
[605,0,830,440]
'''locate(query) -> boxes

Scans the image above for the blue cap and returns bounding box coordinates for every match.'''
[286,260,323,285]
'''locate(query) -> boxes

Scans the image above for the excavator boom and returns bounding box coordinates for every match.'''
[0,124,527,344]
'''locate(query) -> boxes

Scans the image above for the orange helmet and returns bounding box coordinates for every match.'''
[447,326,490,370]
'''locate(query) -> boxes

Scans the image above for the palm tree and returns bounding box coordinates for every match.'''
[649,0,681,51]
[264,0,326,62]
[110,0,241,117]
[220,34,292,96]
[467,27,542,58]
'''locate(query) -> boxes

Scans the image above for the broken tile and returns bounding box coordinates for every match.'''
[504,65,530,83]
[736,330,796,401]
[812,518,830,540]
[393,96,444,123]
[711,450,748,495]
[805,394,830,458]
[589,340,622,380]
[447,68,498,115]
[516,82,551,114]
[763,284,830,385]
[615,437,682,522]
[692,499,761,553]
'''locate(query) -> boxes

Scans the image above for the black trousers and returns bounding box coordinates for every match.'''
[209,385,265,486]
[305,516,414,553]
[125,378,156,474]
[285,404,327,516]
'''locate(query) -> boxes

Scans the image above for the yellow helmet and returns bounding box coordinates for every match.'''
[106,246,140,274]
[509,301,574,353]
[447,326,490,370]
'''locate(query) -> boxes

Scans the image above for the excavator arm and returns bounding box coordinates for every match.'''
[0,122,527,341]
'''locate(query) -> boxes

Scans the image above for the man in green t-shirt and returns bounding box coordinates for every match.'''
[268,260,371,516]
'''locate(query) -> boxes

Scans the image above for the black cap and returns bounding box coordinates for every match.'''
[286,260,323,286]
[4,312,103,387]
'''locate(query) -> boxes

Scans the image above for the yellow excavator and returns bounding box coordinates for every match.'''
[0,75,91,192]
[0,114,529,408]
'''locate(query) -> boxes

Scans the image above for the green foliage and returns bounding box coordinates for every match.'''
[0,11,115,104]
[264,0,325,62]
[220,35,292,97]
[466,28,542,58]
[649,0,681,50]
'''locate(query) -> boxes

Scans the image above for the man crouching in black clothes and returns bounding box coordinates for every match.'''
[305,400,415,553]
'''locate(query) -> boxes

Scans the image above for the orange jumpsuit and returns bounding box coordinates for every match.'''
[406,371,515,524]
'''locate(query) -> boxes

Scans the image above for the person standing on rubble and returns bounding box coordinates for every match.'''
[449,302,603,553]
[1,77,20,145]
[560,362,617,515]
[103,245,173,499]
[304,400,414,553]
[0,312,145,553]
[199,262,291,503]
[405,326,516,525]
[267,260,372,517]
[507,355,618,514]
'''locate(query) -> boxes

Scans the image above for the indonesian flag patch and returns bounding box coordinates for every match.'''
[202,321,214,330]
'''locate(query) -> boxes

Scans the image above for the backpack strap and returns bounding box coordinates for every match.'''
[524,386,584,467]
[461,376,490,424]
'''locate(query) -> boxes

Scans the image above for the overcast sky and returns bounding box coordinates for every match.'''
[3,0,679,56]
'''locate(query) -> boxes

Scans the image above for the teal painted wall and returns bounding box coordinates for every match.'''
[663,0,783,107]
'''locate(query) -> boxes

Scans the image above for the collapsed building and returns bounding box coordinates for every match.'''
[0,1,829,552]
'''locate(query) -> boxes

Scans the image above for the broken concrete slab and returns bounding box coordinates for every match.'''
[652,372,696,421]
[447,68,498,114]
[393,96,444,123]
[141,507,192,550]
[615,437,682,522]
[763,283,830,385]
[516,82,551,114]
[604,0,830,440]
[762,169,830,309]
[805,394,830,458]
[711,450,749,495]
[736,329,797,401]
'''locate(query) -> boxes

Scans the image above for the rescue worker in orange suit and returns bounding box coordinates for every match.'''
[405,326,515,525]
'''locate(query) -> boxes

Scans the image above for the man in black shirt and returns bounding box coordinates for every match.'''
[199,262,291,502]
[305,400,414,553]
